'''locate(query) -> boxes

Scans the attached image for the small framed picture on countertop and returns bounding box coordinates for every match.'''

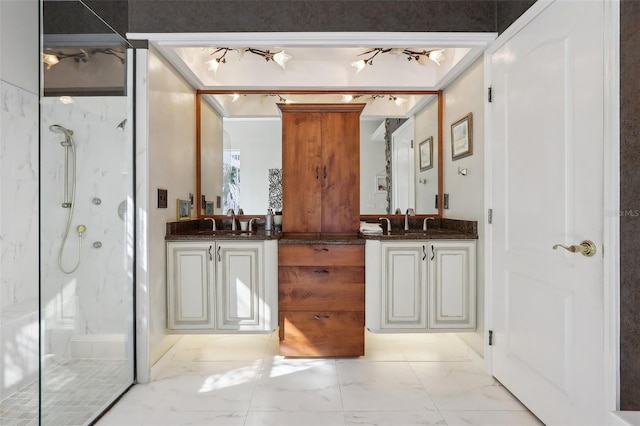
[176,198,191,221]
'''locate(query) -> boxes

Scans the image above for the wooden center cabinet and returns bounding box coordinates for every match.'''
[277,103,366,357]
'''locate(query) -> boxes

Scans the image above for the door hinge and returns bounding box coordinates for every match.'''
[488,86,493,103]
[411,139,414,149]
[488,209,493,224]
[489,330,493,346]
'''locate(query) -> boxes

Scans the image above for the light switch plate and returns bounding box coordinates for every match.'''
[158,189,168,208]
[444,193,449,209]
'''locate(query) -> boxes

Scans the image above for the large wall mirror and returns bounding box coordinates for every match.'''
[196,90,442,217]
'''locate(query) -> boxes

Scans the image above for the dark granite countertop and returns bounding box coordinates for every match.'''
[359,229,477,240]
[165,218,478,242]
[165,230,280,241]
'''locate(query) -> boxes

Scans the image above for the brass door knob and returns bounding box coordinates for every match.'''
[552,240,597,257]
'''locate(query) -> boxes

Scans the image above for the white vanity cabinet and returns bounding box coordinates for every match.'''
[365,239,476,332]
[167,240,278,333]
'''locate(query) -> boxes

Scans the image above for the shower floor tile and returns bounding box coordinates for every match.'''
[0,359,130,426]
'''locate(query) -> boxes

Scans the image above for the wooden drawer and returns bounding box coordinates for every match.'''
[279,311,364,357]
[279,244,364,266]
[279,266,364,311]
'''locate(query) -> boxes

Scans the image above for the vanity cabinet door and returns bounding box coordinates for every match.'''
[380,242,428,330]
[428,240,476,330]
[216,241,265,331]
[281,111,322,233]
[320,111,361,233]
[166,242,215,330]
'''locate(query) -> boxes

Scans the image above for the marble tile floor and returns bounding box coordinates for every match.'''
[98,332,544,426]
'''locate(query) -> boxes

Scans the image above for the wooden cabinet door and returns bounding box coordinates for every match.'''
[216,241,264,331]
[320,111,360,233]
[380,242,428,330]
[427,240,476,330]
[166,242,215,330]
[281,111,322,233]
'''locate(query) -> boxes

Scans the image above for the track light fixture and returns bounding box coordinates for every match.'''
[341,94,407,105]
[351,48,445,73]
[41,48,125,70]
[206,47,291,74]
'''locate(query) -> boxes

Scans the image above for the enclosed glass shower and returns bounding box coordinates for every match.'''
[0,2,135,424]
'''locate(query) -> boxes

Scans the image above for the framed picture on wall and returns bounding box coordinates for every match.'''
[376,175,388,192]
[176,198,191,221]
[205,201,214,215]
[451,112,473,160]
[419,137,433,171]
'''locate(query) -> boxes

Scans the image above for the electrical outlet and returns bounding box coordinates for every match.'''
[216,196,221,208]
[157,189,168,208]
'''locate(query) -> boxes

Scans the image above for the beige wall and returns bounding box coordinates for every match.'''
[146,47,198,367]
[442,57,485,355]
[414,98,440,215]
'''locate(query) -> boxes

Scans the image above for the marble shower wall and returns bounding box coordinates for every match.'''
[0,81,39,311]
[40,96,133,362]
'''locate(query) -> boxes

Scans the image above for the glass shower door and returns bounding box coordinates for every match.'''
[39,2,135,424]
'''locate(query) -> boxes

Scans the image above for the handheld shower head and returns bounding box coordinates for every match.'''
[49,124,74,146]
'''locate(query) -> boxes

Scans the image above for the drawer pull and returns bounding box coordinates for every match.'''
[422,245,426,261]
[313,315,330,320]
[314,269,330,274]
[313,248,329,252]
[209,245,213,261]
[431,245,435,261]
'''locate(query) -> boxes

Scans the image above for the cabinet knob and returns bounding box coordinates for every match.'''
[313,269,329,274]
[313,248,329,252]
[313,315,330,320]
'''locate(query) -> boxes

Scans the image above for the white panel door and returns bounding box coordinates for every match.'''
[216,241,264,330]
[428,240,476,330]
[166,242,215,330]
[489,1,605,424]
[380,242,427,330]
[391,119,415,213]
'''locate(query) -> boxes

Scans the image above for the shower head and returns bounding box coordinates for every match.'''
[49,124,74,146]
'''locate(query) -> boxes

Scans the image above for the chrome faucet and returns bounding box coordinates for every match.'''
[248,218,260,232]
[378,217,391,234]
[404,208,415,231]
[226,209,237,231]
[423,217,435,231]
[204,217,216,231]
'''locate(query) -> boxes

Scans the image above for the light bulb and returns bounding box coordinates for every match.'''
[59,96,74,104]
[427,49,445,65]
[230,93,240,102]
[351,59,366,73]
[42,53,59,69]
[342,95,354,103]
[206,58,220,73]
[273,50,291,69]
[393,96,407,106]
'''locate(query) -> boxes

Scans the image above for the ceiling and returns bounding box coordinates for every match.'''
[147,33,496,118]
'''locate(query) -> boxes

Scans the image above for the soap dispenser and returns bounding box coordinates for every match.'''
[265,208,274,231]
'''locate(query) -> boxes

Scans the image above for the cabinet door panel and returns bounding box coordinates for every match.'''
[282,112,322,233]
[320,111,360,233]
[279,311,364,357]
[216,243,263,330]
[381,243,427,329]
[278,244,364,266]
[167,243,215,330]
[279,266,364,311]
[428,241,476,330]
